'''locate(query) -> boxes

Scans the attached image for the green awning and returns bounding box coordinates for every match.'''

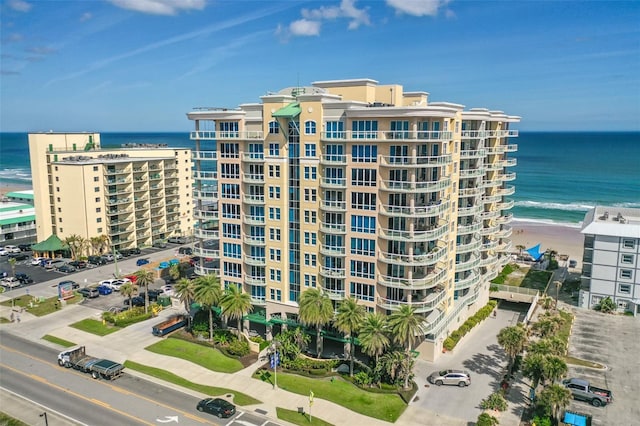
[31,234,69,252]
[190,303,221,315]
[244,312,270,325]
[272,102,301,119]
[0,215,35,226]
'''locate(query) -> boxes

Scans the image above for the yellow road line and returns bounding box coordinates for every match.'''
[90,398,111,408]
[0,343,209,424]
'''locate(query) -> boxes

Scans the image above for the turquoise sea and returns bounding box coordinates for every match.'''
[1,131,639,226]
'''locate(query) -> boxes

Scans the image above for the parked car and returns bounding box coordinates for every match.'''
[139,289,164,302]
[119,249,132,257]
[18,244,32,252]
[8,252,29,261]
[15,273,34,284]
[428,370,471,387]
[196,398,236,418]
[136,258,150,267]
[38,258,51,267]
[88,255,107,266]
[160,285,175,296]
[1,277,21,289]
[98,278,131,291]
[60,280,80,289]
[0,247,9,256]
[123,296,145,307]
[68,260,87,269]
[57,264,77,273]
[177,247,193,256]
[32,257,48,266]
[45,259,67,270]
[97,285,113,295]
[78,287,99,298]
[168,236,187,244]
[152,241,167,248]
[101,254,115,262]
[129,247,141,255]
[3,245,20,254]
[563,378,613,407]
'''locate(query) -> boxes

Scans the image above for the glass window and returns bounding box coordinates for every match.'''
[268,207,281,220]
[350,282,374,301]
[325,121,344,139]
[623,239,635,249]
[352,120,378,139]
[620,269,632,279]
[352,145,377,162]
[304,166,317,180]
[619,284,631,294]
[390,120,409,139]
[305,143,317,157]
[351,168,377,186]
[305,120,316,135]
[351,192,376,211]
[621,254,634,264]
[269,143,280,156]
[351,215,376,233]
[350,260,375,279]
[268,165,280,177]
[269,228,281,241]
[350,238,376,256]
[269,121,279,134]
[269,186,281,199]
[304,274,317,288]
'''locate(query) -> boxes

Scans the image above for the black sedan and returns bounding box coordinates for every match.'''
[15,273,33,284]
[8,252,29,261]
[196,398,236,418]
[57,264,77,273]
[123,296,145,307]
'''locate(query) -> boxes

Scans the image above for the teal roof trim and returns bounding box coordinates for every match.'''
[0,215,35,226]
[0,204,33,212]
[272,102,301,119]
[6,191,34,200]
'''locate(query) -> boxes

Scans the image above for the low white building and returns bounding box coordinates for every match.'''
[0,190,36,245]
[580,206,640,315]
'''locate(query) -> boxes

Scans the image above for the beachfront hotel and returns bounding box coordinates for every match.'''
[0,190,36,245]
[28,133,193,252]
[187,78,520,360]
[580,206,640,315]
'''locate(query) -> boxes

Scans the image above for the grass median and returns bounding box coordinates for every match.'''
[255,370,406,422]
[70,318,121,336]
[145,338,243,374]
[1,294,82,316]
[42,334,76,347]
[276,407,333,426]
[124,360,260,406]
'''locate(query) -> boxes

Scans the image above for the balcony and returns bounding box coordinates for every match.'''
[379,223,448,243]
[243,215,265,225]
[245,274,267,286]
[320,130,452,141]
[195,264,220,276]
[458,204,483,217]
[455,272,481,290]
[319,266,346,279]
[194,170,218,180]
[106,197,131,206]
[379,154,452,168]
[149,174,163,181]
[460,149,486,159]
[319,222,346,234]
[320,177,347,189]
[495,213,513,224]
[457,221,482,234]
[501,172,516,182]
[322,287,346,301]
[244,256,266,267]
[192,151,218,160]
[320,200,347,212]
[497,185,515,196]
[190,130,264,140]
[245,236,266,246]
[242,174,265,184]
[458,187,483,197]
[194,190,219,202]
[320,155,347,165]
[481,239,499,250]
[242,153,265,163]
[379,200,449,218]
[250,296,267,306]
[193,209,219,220]
[498,199,515,210]
[105,167,130,175]
[378,247,446,266]
[193,245,220,258]
[455,254,480,271]
[319,245,346,257]
[459,168,485,178]
[376,290,445,313]
[461,130,487,139]
[243,194,265,205]
[194,228,219,239]
[457,238,482,254]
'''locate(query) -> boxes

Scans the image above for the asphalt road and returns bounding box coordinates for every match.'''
[0,331,283,426]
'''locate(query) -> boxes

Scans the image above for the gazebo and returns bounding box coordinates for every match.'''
[31,234,69,259]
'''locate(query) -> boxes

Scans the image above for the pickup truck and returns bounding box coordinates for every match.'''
[152,315,187,336]
[58,346,124,380]
[562,378,613,407]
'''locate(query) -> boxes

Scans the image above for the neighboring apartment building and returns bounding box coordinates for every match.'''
[580,206,640,315]
[28,133,193,252]
[187,78,519,360]
[0,190,36,244]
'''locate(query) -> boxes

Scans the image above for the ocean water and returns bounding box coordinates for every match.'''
[1,131,639,226]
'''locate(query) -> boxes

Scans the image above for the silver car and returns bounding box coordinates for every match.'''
[428,369,471,387]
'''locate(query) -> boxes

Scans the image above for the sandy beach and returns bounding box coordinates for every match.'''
[511,221,584,269]
[0,182,32,197]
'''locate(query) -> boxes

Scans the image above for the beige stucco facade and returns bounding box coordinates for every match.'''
[28,132,193,252]
[187,78,520,361]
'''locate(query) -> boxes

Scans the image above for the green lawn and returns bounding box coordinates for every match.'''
[564,356,605,369]
[276,407,334,426]
[70,318,121,336]
[0,294,82,316]
[42,334,76,347]
[0,412,29,426]
[520,269,553,292]
[145,338,243,374]
[124,361,260,406]
[254,371,406,422]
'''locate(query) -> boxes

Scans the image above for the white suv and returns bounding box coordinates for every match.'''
[99,278,131,291]
[4,245,20,254]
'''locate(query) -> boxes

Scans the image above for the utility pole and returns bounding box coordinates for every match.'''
[40,412,49,426]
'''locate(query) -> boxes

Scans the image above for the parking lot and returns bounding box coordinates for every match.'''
[565,306,640,425]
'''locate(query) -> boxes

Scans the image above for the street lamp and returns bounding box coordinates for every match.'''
[269,341,281,390]
[40,412,49,426]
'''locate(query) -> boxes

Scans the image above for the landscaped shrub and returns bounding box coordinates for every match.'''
[102,306,153,327]
[443,300,497,352]
[480,392,508,412]
[532,415,552,426]
[443,337,456,351]
[226,339,250,357]
[476,412,499,426]
[458,324,470,336]
[353,371,373,386]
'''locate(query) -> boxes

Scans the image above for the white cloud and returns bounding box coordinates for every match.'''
[80,12,93,22]
[386,0,450,17]
[290,19,321,37]
[108,0,206,16]
[292,0,370,36]
[8,0,32,12]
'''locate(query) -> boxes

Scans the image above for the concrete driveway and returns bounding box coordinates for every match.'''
[565,305,640,425]
[399,301,528,425]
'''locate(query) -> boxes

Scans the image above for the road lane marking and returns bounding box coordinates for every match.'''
[0,385,90,426]
[0,343,210,424]
[1,362,154,426]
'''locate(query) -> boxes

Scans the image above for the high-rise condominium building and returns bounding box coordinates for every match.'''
[580,206,640,315]
[28,132,193,251]
[187,79,519,360]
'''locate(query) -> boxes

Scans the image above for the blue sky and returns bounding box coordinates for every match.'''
[1,0,639,132]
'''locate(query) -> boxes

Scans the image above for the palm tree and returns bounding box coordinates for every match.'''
[542,355,568,384]
[378,350,413,387]
[120,282,138,310]
[193,274,222,341]
[388,305,423,389]
[174,278,195,314]
[497,324,528,366]
[334,297,366,376]
[134,269,155,314]
[64,234,82,260]
[516,244,526,259]
[168,264,181,282]
[8,258,17,278]
[298,288,334,357]
[89,236,102,255]
[98,234,110,254]
[522,353,547,388]
[220,284,252,332]
[358,312,390,364]
[538,384,571,422]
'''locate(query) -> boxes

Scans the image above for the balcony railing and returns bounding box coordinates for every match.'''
[320,130,452,141]
[319,266,346,279]
[320,200,347,212]
[190,130,264,140]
